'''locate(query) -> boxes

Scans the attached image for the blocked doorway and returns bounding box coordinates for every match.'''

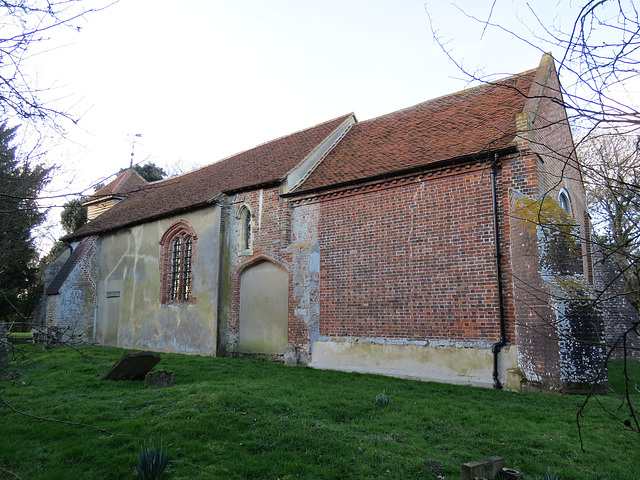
[238,261,288,354]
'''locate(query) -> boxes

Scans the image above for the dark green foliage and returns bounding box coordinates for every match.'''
[60,198,87,235]
[0,122,52,322]
[534,473,561,480]
[131,163,167,182]
[137,447,170,480]
[92,162,167,194]
[60,162,166,235]
[375,393,389,406]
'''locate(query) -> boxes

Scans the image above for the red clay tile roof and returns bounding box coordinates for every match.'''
[66,114,353,240]
[86,168,149,204]
[292,68,538,193]
[66,67,540,241]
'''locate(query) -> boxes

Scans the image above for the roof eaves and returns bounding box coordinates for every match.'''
[283,145,518,198]
[222,180,281,196]
[82,193,127,206]
[63,196,224,242]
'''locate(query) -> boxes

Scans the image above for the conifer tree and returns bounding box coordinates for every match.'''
[0,123,52,321]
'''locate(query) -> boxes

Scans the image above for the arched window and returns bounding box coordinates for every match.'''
[160,220,197,304]
[558,189,572,214]
[239,205,253,253]
[170,236,193,301]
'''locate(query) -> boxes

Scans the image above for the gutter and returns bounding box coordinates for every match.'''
[491,153,508,390]
[282,146,518,199]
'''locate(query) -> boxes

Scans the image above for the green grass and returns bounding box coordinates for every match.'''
[1,345,638,480]
[6,332,32,344]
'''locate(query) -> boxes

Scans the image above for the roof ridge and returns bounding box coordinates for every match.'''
[90,167,150,199]
[148,113,356,187]
[358,68,539,126]
[111,168,133,193]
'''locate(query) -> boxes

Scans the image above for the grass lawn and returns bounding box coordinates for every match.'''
[1,345,638,480]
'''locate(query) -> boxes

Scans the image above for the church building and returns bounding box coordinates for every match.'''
[42,55,607,392]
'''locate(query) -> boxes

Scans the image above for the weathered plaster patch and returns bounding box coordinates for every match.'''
[311,337,518,390]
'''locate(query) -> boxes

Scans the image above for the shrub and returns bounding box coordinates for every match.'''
[375,393,389,406]
[136,447,170,480]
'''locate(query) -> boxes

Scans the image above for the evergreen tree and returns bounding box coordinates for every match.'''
[62,162,168,234]
[60,197,87,235]
[131,162,167,182]
[0,123,52,321]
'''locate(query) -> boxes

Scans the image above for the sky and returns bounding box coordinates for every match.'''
[24,0,638,250]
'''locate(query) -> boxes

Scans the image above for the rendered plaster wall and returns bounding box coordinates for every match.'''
[288,201,321,364]
[45,238,99,343]
[95,206,221,355]
[311,339,520,390]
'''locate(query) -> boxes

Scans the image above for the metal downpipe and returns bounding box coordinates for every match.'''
[491,154,507,390]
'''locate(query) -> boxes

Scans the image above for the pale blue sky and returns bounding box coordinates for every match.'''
[28,1,638,248]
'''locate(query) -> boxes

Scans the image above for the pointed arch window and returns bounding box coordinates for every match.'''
[160,220,197,304]
[558,188,572,214]
[170,236,193,301]
[239,205,253,253]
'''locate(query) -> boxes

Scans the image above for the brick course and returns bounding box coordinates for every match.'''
[299,165,502,344]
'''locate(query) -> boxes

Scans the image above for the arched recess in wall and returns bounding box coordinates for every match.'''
[159,220,198,304]
[237,204,254,254]
[238,259,288,354]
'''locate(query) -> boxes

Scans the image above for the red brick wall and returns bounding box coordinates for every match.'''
[225,187,299,356]
[505,60,601,390]
[524,60,590,274]
[312,166,502,344]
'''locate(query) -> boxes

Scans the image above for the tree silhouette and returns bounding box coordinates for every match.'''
[0,122,52,322]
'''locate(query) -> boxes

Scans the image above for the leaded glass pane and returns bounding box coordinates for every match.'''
[183,237,193,300]
[170,238,182,301]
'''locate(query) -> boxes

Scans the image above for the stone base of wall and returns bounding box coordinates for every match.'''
[310,338,521,391]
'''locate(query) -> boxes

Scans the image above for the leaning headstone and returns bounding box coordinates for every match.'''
[460,456,504,480]
[102,351,161,381]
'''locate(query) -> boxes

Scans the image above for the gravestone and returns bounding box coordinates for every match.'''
[144,370,174,387]
[102,351,161,381]
[460,456,504,480]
